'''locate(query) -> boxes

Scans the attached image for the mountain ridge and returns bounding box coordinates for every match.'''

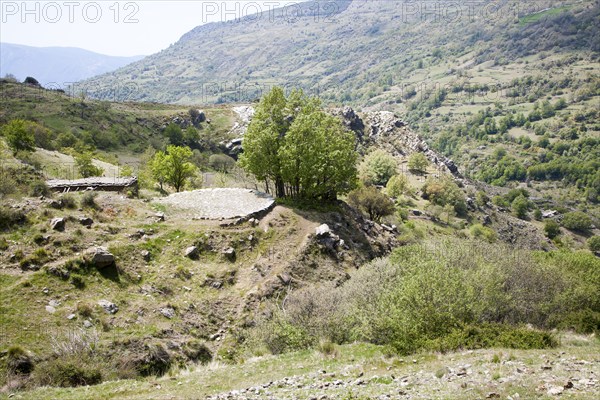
[0,42,144,87]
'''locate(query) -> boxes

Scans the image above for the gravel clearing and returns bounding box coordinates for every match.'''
[157,188,274,220]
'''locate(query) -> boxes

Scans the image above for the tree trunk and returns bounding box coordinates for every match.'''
[275,177,285,198]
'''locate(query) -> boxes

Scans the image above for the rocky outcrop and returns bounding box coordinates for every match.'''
[337,107,461,177]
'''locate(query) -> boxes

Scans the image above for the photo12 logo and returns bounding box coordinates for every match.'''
[1,1,140,24]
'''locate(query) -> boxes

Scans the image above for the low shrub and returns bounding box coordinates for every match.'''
[7,345,35,374]
[183,340,212,364]
[33,357,102,387]
[0,207,27,231]
[81,192,98,209]
[29,180,50,197]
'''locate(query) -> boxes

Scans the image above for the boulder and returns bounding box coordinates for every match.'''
[315,224,332,237]
[223,247,236,261]
[79,217,94,227]
[184,246,198,259]
[160,307,175,319]
[86,247,115,268]
[98,299,118,314]
[141,250,151,262]
[50,217,66,231]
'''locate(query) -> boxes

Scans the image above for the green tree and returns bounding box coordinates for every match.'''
[183,126,199,146]
[240,87,357,200]
[1,119,35,154]
[348,186,395,222]
[75,153,103,178]
[359,150,398,185]
[164,145,196,192]
[407,152,429,174]
[281,110,357,199]
[239,87,289,197]
[164,123,184,146]
[150,151,168,191]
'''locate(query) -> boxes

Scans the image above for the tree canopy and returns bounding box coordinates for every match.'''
[239,87,357,200]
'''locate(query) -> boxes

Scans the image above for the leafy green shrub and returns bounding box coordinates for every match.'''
[511,195,530,219]
[544,220,561,239]
[407,152,429,174]
[263,319,313,355]
[588,236,600,252]
[75,153,103,178]
[254,239,598,357]
[470,224,497,243]
[386,174,410,198]
[29,180,50,197]
[347,186,395,222]
[359,150,398,185]
[425,324,557,353]
[561,211,592,232]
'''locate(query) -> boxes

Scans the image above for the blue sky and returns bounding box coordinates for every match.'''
[0,1,303,56]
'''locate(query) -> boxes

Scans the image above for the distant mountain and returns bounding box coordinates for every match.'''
[0,43,144,87]
[77,0,598,104]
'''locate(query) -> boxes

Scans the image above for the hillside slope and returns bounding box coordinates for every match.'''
[78,0,598,104]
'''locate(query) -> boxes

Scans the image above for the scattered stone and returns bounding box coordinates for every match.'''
[83,320,93,328]
[79,217,94,227]
[411,209,422,216]
[155,212,166,222]
[160,307,175,319]
[315,224,331,236]
[42,287,49,294]
[184,246,198,259]
[50,217,66,231]
[48,299,60,307]
[67,313,76,320]
[85,247,115,268]
[277,273,291,285]
[223,247,236,261]
[547,386,564,396]
[564,381,573,389]
[248,218,259,227]
[486,393,500,399]
[98,299,118,314]
[45,305,56,313]
[141,250,151,262]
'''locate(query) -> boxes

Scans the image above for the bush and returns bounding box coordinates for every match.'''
[425,324,557,353]
[347,186,395,222]
[60,194,77,209]
[470,224,497,243]
[33,358,102,387]
[81,192,98,209]
[386,174,410,198]
[208,154,236,172]
[544,220,561,239]
[0,207,27,231]
[407,152,429,174]
[7,345,35,374]
[511,195,530,219]
[183,340,212,364]
[253,239,598,357]
[75,153,103,178]
[561,211,592,232]
[588,236,600,252]
[359,150,398,185]
[29,180,50,197]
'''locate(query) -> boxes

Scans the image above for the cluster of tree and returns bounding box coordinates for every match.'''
[239,87,357,200]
